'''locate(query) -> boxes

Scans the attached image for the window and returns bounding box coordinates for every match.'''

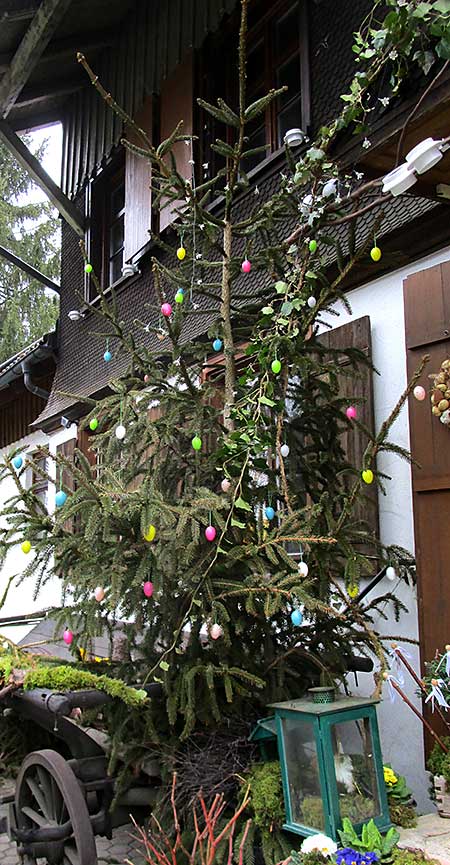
[198,0,309,179]
[88,154,125,299]
[30,451,48,509]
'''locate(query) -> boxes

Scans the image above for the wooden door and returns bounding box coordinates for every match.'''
[404,261,450,742]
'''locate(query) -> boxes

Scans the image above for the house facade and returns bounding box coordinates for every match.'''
[1,0,450,810]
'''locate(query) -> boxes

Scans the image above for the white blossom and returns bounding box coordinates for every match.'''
[362,138,371,150]
[301,835,337,857]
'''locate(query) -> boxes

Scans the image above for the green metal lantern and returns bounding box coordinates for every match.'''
[250,693,391,842]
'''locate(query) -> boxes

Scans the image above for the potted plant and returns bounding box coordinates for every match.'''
[383,765,417,828]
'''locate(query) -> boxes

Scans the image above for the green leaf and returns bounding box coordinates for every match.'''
[261,306,274,315]
[433,0,450,10]
[231,517,246,528]
[259,396,276,407]
[160,660,170,671]
[280,301,293,316]
[235,496,252,512]
[305,270,317,279]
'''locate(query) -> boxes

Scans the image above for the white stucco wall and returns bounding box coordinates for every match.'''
[0,423,77,645]
[320,244,450,812]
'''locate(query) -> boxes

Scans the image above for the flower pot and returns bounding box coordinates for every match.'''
[434,775,450,817]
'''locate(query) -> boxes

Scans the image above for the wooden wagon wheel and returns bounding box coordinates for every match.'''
[14,749,97,865]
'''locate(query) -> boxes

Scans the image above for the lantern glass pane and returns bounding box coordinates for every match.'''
[281,717,325,830]
[330,717,381,823]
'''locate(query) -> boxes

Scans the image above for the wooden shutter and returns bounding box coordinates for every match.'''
[318,316,378,538]
[159,53,193,232]
[124,95,153,262]
[404,261,450,750]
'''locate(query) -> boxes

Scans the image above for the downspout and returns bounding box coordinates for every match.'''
[21,360,50,400]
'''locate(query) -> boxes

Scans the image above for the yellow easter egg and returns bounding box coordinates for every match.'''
[362,469,374,484]
[144,524,156,542]
[177,246,186,261]
[21,540,31,554]
[370,246,382,262]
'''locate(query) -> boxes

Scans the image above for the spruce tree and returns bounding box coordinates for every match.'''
[0,135,60,362]
[0,0,444,776]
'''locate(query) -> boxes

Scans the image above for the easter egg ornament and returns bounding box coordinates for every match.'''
[103,349,112,362]
[13,455,23,469]
[347,584,359,599]
[210,623,223,640]
[161,302,172,317]
[298,561,309,577]
[63,629,73,646]
[221,478,231,493]
[346,406,357,420]
[265,506,275,520]
[89,417,99,431]
[307,296,317,309]
[94,586,105,602]
[192,435,202,451]
[205,525,217,542]
[115,424,126,441]
[386,566,397,581]
[362,468,374,484]
[309,239,317,253]
[84,262,93,274]
[280,443,290,458]
[21,540,31,554]
[144,525,156,542]
[143,580,154,598]
[291,608,303,626]
[55,490,67,508]
[213,338,223,352]
[370,245,382,262]
[175,291,184,304]
[177,245,186,261]
[241,258,251,273]
[414,385,426,401]
[271,359,282,375]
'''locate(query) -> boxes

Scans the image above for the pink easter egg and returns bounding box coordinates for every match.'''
[161,303,172,317]
[205,525,216,542]
[210,623,223,640]
[221,478,231,493]
[94,586,105,602]
[144,374,150,384]
[346,405,357,420]
[63,629,73,646]
[413,385,426,401]
[241,259,251,273]
[143,580,154,598]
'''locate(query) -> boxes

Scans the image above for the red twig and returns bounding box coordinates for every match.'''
[386,674,449,753]
[238,820,252,865]
[393,644,450,735]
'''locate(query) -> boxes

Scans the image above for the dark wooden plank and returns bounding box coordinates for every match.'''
[0,119,84,237]
[318,315,378,540]
[0,0,74,118]
[0,244,60,292]
[159,52,193,232]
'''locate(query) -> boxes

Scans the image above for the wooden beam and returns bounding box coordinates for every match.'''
[14,78,83,108]
[0,2,39,23]
[0,120,84,237]
[0,0,74,118]
[0,29,116,74]
[0,244,60,292]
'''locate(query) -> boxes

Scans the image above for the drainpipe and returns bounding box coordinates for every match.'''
[21,360,50,400]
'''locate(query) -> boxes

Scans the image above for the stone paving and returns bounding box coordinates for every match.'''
[398,812,450,865]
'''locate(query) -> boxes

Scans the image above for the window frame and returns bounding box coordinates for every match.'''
[197,0,310,181]
[86,151,126,300]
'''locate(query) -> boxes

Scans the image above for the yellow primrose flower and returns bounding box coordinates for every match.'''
[383,766,398,785]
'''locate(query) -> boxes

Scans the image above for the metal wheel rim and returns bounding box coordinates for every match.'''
[15,748,97,865]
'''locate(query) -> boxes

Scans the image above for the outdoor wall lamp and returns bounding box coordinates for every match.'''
[67,309,86,321]
[121,263,141,278]
[284,128,306,147]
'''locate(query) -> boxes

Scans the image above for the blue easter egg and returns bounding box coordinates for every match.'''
[103,350,112,362]
[213,339,223,352]
[13,456,23,470]
[265,506,275,520]
[55,490,67,508]
[291,609,303,626]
